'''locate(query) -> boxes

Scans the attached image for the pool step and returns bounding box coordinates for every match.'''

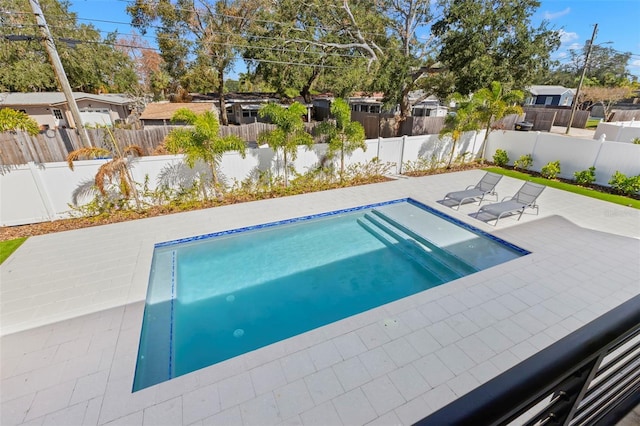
[357,217,448,283]
[358,215,462,283]
[369,209,478,276]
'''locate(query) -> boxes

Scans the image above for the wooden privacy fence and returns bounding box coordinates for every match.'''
[609,109,640,122]
[523,106,589,129]
[350,111,448,138]
[0,122,322,166]
[523,110,556,131]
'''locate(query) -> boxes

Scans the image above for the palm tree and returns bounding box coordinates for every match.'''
[67,126,144,209]
[317,98,366,182]
[0,108,39,135]
[474,81,524,163]
[439,94,481,169]
[163,108,246,198]
[258,102,313,186]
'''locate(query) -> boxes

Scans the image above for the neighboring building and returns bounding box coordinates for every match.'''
[348,92,386,114]
[312,95,334,121]
[193,92,282,125]
[0,92,134,130]
[348,92,448,117]
[411,95,448,117]
[138,102,219,127]
[526,85,575,107]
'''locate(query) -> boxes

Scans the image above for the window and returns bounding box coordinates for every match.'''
[370,105,381,114]
[52,109,63,120]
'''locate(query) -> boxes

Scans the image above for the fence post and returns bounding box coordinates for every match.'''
[592,135,606,177]
[531,131,542,168]
[377,137,382,161]
[27,161,56,221]
[470,131,479,161]
[398,135,406,174]
[615,123,625,142]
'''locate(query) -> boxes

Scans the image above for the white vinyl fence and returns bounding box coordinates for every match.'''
[593,121,640,143]
[485,130,640,186]
[2,130,639,227]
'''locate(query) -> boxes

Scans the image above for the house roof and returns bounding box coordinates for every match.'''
[0,92,133,107]
[139,102,218,120]
[527,85,576,96]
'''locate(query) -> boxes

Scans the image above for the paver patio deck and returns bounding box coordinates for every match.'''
[1,170,639,425]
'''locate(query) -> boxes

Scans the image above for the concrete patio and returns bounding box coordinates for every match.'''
[1,170,639,425]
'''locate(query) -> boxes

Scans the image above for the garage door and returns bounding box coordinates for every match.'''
[80,108,112,126]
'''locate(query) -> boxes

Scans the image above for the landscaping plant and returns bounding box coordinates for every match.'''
[258,102,313,186]
[541,160,561,179]
[473,81,524,164]
[574,167,596,186]
[0,108,39,135]
[67,125,144,210]
[439,94,480,168]
[609,171,640,196]
[492,149,509,167]
[513,154,533,171]
[164,108,246,198]
[316,98,366,182]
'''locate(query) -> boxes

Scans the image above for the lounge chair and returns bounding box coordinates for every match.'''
[474,181,546,225]
[443,172,503,209]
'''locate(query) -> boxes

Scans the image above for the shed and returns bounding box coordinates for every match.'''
[139,102,219,127]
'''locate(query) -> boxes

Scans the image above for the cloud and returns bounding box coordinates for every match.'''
[544,7,571,20]
[556,52,568,59]
[631,60,640,67]
[559,30,579,44]
[568,42,582,50]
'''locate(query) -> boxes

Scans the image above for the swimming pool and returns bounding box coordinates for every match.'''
[133,198,528,391]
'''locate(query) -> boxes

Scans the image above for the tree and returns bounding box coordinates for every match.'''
[433,0,560,95]
[129,0,266,124]
[0,109,39,135]
[316,98,366,181]
[0,0,139,93]
[163,108,246,197]
[439,95,480,168]
[66,127,143,210]
[115,32,165,93]
[370,0,448,121]
[258,102,313,186]
[473,81,524,163]
[244,0,386,102]
[556,44,633,87]
[580,86,633,120]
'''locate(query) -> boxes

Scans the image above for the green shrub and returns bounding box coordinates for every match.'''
[541,160,561,179]
[608,171,640,196]
[632,137,640,144]
[493,149,509,167]
[574,167,596,186]
[513,154,533,171]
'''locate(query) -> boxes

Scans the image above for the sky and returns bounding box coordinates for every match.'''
[66,0,640,80]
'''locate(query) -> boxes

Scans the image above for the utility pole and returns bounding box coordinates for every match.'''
[565,23,598,135]
[28,0,92,147]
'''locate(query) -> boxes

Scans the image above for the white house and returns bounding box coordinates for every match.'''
[526,85,575,107]
[0,92,134,129]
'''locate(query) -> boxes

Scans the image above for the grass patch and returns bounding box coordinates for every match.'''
[484,167,640,209]
[0,237,27,264]
[586,118,601,129]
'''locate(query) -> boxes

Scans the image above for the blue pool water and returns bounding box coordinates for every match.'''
[133,199,528,391]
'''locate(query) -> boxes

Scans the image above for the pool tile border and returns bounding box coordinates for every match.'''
[154,198,530,257]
